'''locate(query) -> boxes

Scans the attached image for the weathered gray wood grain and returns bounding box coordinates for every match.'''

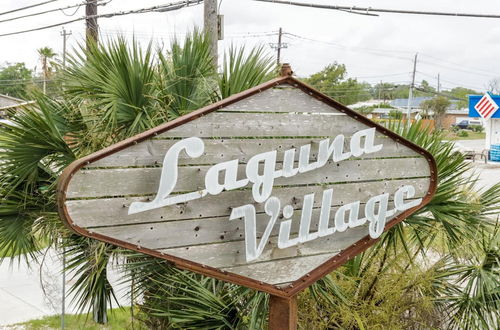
[161,226,366,269]
[221,85,343,113]
[221,252,339,285]
[87,136,420,168]
[89,205,404,250]
[67,157,430,198]
[67,178,430,227]
[157,112,373,138]
[223,254,339,285]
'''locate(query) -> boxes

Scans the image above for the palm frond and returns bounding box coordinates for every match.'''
[157,30,216,118]
[64,236,119,324]
[218,45,275,99]
[63,37,159,142]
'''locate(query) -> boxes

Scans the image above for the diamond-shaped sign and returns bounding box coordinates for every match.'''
[57,74,436,297]
[474,92,499,120]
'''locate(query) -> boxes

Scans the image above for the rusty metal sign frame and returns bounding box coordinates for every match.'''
[57,71,437,299]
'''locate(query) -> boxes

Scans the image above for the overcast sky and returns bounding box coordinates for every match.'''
[1,0,500,92]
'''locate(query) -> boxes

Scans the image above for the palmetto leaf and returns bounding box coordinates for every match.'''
[0,93,75,195]
[63,235,119,323]
[0,91,76,264]
[64,37,159,141]
[157,29,216,118]
[432,227,499,329]
[218,45,275,99]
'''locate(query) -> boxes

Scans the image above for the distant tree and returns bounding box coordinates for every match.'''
[389,109,403,119]
[305,62,347,89]
[420,96,451,129]
[390,82,436,100]
[303,63,371,105]
[419,79,436,93]
[373,82,397,101]
[392,84,411,99]
[444,87,479,108]
[486,78,500,94]
[0,63,33,99]
[37,47,57,94]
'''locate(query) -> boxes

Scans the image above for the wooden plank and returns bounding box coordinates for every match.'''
[67,178,430,227]
[221,86,343,113]
[161,226,367,269]
[67,157,430,198]
[89,205,404,250]
[157,112,373,138]
[221,252,339,285]
[87,136,420,168]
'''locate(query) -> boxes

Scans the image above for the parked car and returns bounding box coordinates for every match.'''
[452,119,483,130]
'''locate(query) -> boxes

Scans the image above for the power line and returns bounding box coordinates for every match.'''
[0,1,110,24]
[0,0,62,17]
[285,31,500,80]
[0,0,203,38]
[419,53,497,76]
[283,32,413,62]
[254,0,500,19]
[417,71,484,91]
[283,32,412,55]
[418,59,499,78]
[355,72,411,79]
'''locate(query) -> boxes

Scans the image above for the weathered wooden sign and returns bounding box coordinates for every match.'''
[57,68,437,312]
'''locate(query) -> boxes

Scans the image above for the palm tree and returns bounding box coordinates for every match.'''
[0,31,276,324]
[37,47,56,94]
[1,32,497,328]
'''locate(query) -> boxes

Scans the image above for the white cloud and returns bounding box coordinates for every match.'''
[1,0,500,91]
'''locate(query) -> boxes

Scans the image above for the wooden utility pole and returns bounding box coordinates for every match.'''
[277,27,283,65]
[86,0,98,50]
[437,73,441,93]
[270,27,287,66]
[204,0,218,67]
[406,53,418,123]
[61,27,72,69]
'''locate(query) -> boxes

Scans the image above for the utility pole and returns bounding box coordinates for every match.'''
[85,0,98,51]
[378,80,382,110]
[61,27,71,69]
[269,28,288,66]
[406,53,418,124]
[204,0,218,67]
[437,73,441,93]
[277,27,283,65]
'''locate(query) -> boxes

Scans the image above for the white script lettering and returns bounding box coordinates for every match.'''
[230,185,422,262]
[128,127,383,214]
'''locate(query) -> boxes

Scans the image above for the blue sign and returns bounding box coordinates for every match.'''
[469,93,500,118]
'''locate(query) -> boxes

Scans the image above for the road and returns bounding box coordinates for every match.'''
[454,139,500,190]
[0,249,129,326]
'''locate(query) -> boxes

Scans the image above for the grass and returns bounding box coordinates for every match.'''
[6,307,147,330]
[444,130,486,140]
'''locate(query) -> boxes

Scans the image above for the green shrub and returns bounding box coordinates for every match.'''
[457,129,469,137]
[470,124,484,133]
[451,125,460,133]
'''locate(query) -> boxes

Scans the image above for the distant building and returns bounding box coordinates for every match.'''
[0,94,34,118]
[442,109,471,128]
[350,96,468,128]
[390,96,433,110]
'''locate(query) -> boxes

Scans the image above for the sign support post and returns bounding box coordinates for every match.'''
[269,295,298,330]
